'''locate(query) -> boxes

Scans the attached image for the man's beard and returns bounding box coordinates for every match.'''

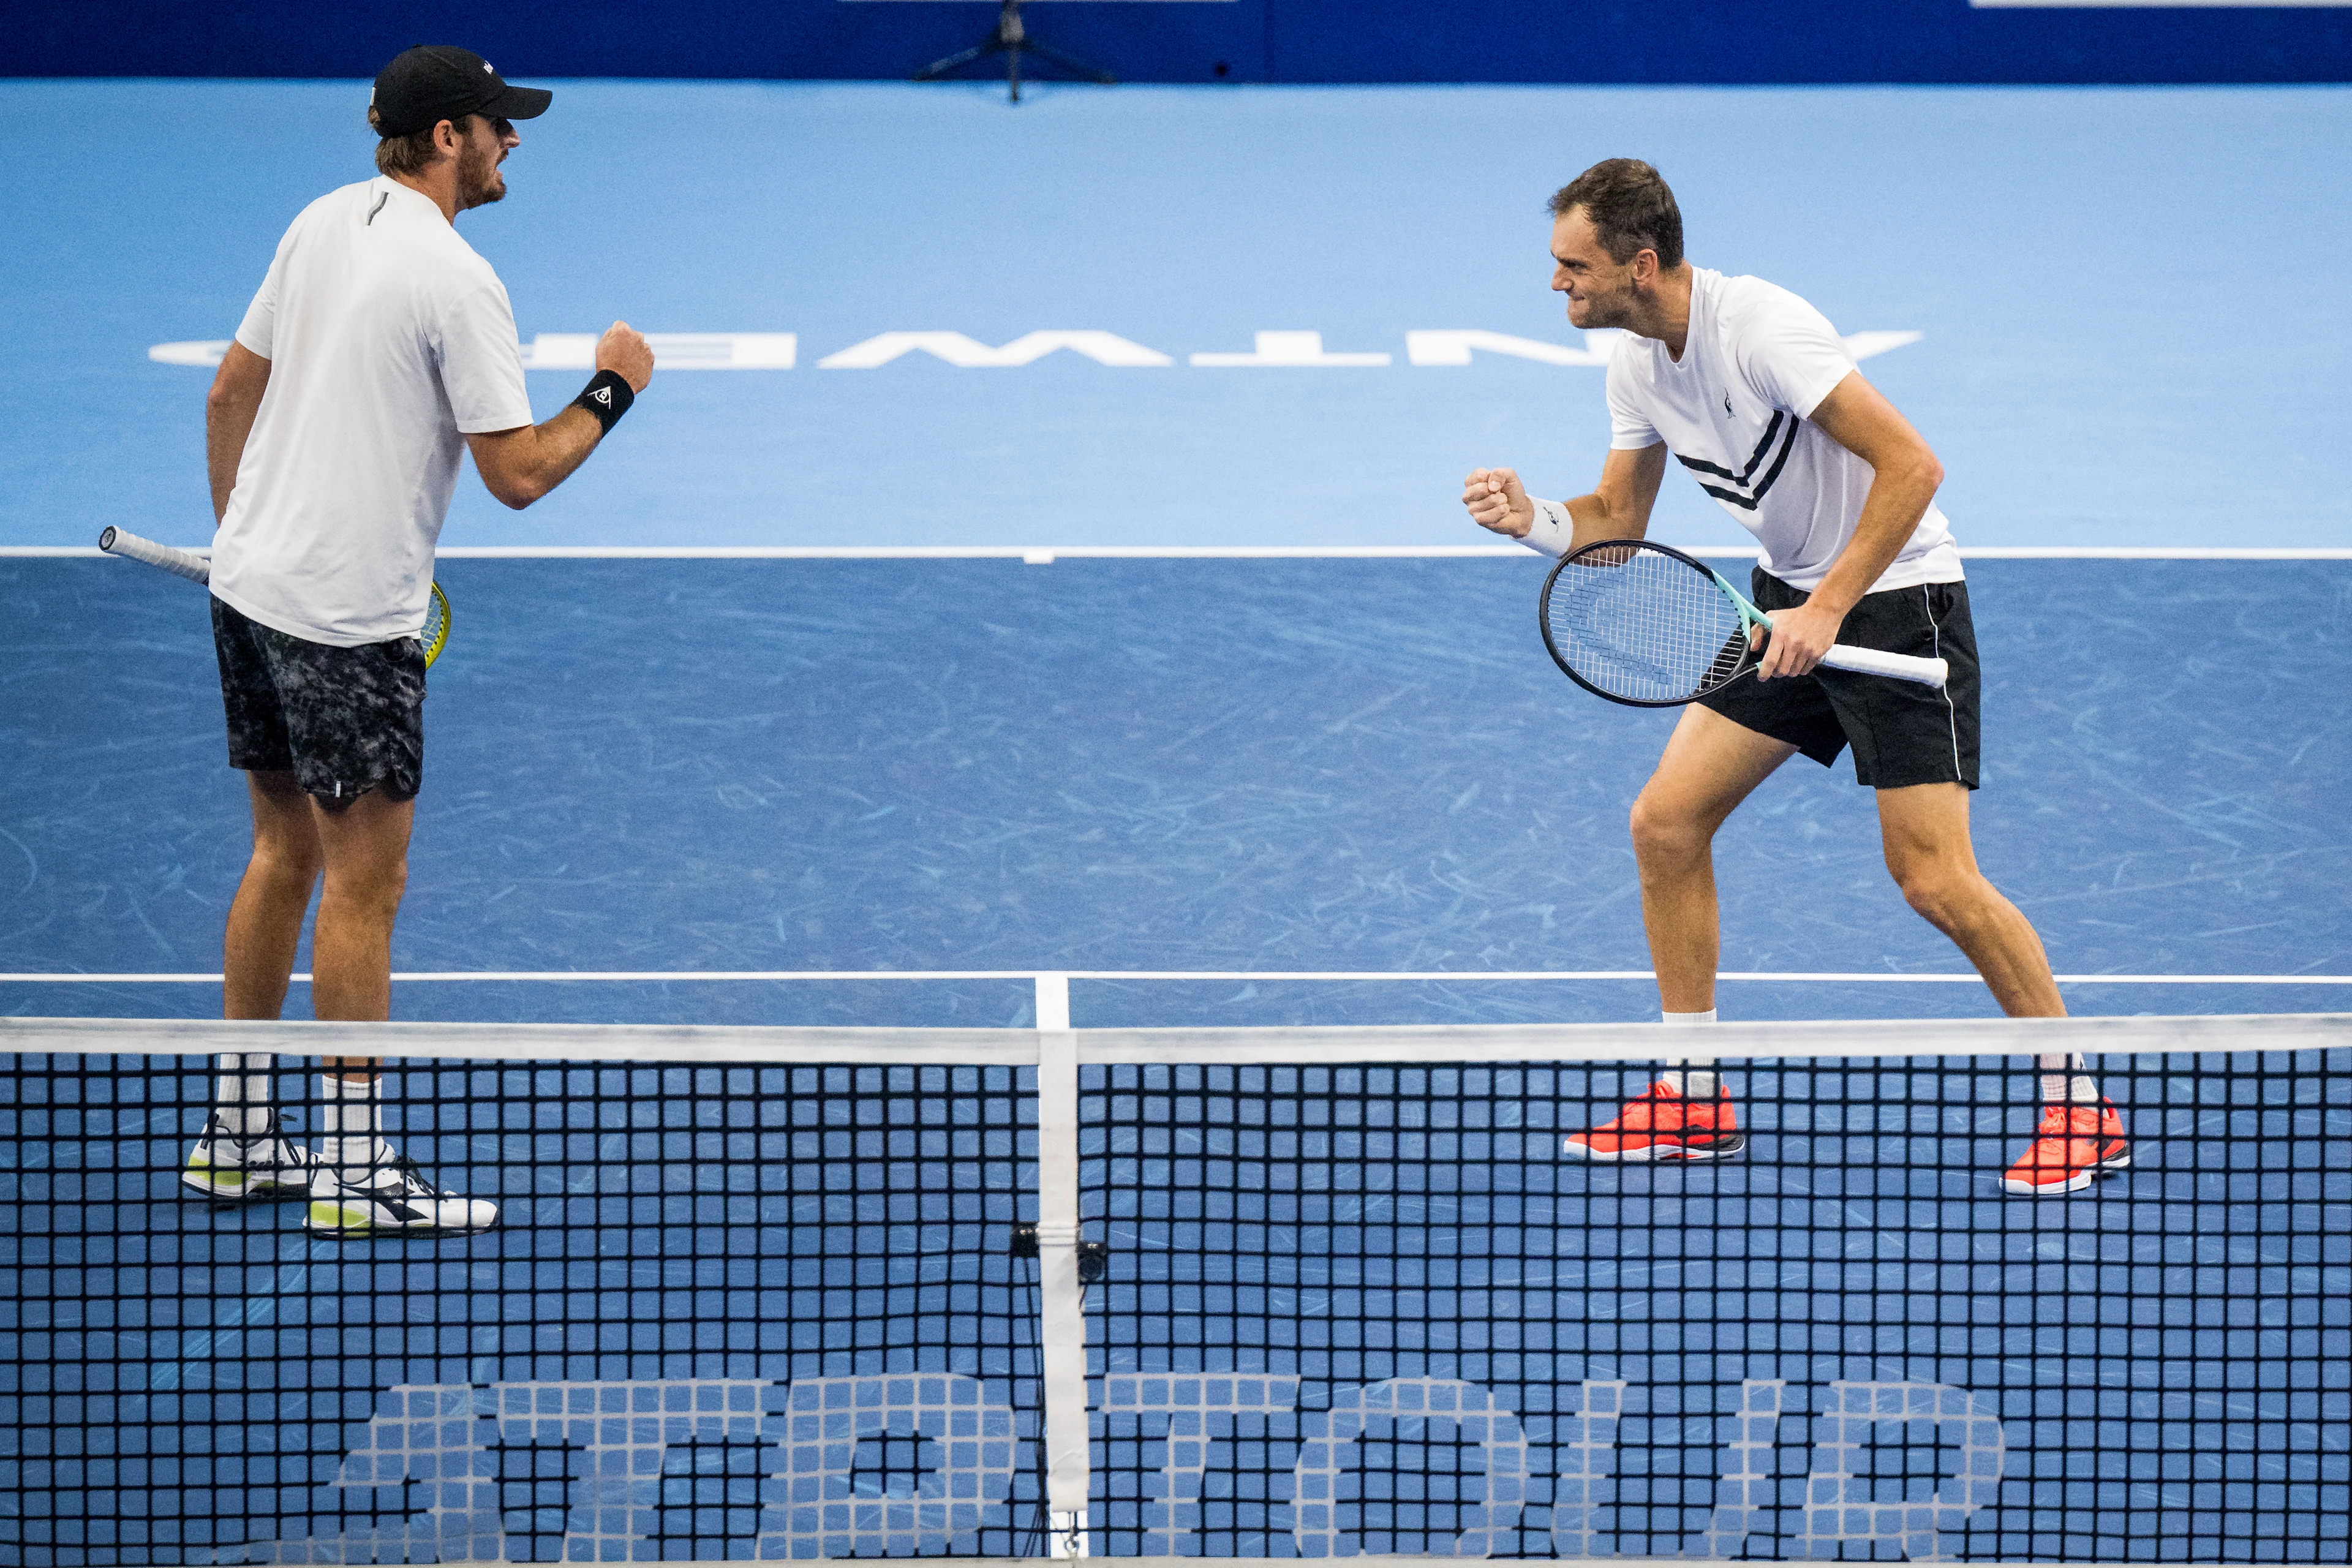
[456,142,505,210]
[1570,282,1637,330]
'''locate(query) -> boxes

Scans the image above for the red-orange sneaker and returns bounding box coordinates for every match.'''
[2000,1102,2130,1196]
[1562,1080,1744,1163]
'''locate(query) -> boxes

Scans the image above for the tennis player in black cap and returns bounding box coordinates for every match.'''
[184,47,656,1238]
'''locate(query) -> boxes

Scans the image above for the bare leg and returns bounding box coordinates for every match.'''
[307,789,413,1026]
[1629,706,1801,1014]
[224,771,323,1020]
[1875,782,2064,1017]
[301,790,412,1194]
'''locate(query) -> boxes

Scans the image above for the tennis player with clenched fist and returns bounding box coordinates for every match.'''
[185,47,655,1237]
[1461,159,2126,1197]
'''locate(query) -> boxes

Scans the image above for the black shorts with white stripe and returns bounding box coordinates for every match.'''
[1697,568,1981,790]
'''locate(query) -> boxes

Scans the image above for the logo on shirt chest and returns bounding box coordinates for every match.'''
[1676,409,1800,513]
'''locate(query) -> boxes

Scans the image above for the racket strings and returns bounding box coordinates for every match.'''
[1545,545,1747,703]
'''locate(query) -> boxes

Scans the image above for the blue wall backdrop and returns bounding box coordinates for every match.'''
[6,0,2351,84]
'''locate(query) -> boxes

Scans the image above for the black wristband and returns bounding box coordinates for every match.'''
[573,369,635,435]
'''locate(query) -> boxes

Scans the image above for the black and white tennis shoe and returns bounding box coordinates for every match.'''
[305,1151,499,1238]
[181,1113,323,1205]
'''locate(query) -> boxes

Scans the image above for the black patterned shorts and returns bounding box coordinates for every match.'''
[1696,568,1980,790]
[211,595,425,809]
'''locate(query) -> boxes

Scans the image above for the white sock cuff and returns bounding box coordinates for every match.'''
[1659,1062,1721,1098]
[213,1052,276,1136]
[1662,1009,1718,1025]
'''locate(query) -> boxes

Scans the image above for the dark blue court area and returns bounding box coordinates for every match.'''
[4,552,2349,1025]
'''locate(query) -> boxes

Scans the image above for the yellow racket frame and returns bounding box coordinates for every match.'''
[421,581,451,667]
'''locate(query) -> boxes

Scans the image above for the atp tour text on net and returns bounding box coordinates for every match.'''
[265,1370,2002,1562]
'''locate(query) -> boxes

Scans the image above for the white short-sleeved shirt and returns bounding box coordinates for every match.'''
[1526,266,1962,594]
[210,177,534,647]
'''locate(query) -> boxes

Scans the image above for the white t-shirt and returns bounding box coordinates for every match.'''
[210,177,533,647]
[1525,266,1961,594]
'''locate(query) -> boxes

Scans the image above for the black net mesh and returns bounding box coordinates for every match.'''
[1082,1052,2352,1562]
[3,1051,1044,1564]
[7,1038,2350,1563]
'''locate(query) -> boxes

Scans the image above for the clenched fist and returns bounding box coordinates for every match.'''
[1461,467,1534,538]
[596,321,655,393]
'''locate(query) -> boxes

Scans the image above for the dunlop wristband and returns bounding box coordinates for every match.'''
[573,369,634,434]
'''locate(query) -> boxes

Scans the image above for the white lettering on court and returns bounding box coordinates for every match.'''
[1190,330,1389,366]
[1406,328,1618,366]
[148,329,1920,371]
[817,330,1173,368]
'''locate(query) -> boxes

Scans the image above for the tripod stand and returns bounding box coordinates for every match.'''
[914,0,1115,103]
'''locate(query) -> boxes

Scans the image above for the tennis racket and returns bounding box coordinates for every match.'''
[1539,538,1946,707]
[97,526,450,668]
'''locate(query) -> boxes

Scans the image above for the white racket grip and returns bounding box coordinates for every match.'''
[99,526,212,585]
[1822,642,1949,688]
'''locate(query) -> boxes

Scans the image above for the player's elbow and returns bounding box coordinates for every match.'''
[1909,446,1945,494]
[483,473,549,510]
[204,381,260,421]
[472,453,551,509]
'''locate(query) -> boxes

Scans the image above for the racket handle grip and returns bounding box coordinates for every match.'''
[99,526,213,586]
[1822,643,1949,688]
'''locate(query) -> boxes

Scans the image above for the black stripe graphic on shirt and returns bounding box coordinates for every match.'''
[1677,414,1801,511]
[1675,412,1786,486]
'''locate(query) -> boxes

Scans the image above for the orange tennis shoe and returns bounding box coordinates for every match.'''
[1999,1102,2130,1196]
[1562,1080,1744,1163]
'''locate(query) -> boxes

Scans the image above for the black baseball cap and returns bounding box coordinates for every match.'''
[370,45,552,139]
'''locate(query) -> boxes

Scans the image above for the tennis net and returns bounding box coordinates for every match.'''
[4,1012,2348,1564]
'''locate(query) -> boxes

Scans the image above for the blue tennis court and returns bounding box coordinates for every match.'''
[5,80,2351,1025]
[4,75,2351,1567]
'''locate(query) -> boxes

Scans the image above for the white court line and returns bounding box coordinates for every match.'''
[5,969,2348,984]
[10,544,2352,561]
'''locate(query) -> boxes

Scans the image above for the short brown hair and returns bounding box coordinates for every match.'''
[1548,159,1684,271]
[369,106,475,177]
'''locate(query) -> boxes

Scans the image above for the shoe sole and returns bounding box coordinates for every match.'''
[304,1224,499,1239]
[1564,1134,1747,1164]
[304,1201,497,1239]
[182,1172,314,1205]
[2000,1147,2131,1196]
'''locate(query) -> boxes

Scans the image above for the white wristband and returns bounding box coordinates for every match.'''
[1521,499,1574,557]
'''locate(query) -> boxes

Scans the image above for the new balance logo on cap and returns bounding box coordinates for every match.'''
[590,387,612,405]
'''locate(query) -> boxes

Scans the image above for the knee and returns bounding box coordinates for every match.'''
[322,854,407,921]
[247,834,322,892]
[1893,863,1982,930]
[1629,793,1711,871]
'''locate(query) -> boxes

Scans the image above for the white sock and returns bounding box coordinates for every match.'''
[2037,1052,2100,1105]
[1657,1017,1717,1098]
[213,1052,275,1137]
[320,1073,385,1185]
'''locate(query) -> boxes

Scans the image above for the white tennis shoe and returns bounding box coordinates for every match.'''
[305,1151,499,1239]
[181,1114,323,1204]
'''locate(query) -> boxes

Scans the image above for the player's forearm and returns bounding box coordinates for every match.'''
[1804,456,1941,617]
[471,406,605,510]
[1527,492,1643,555]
